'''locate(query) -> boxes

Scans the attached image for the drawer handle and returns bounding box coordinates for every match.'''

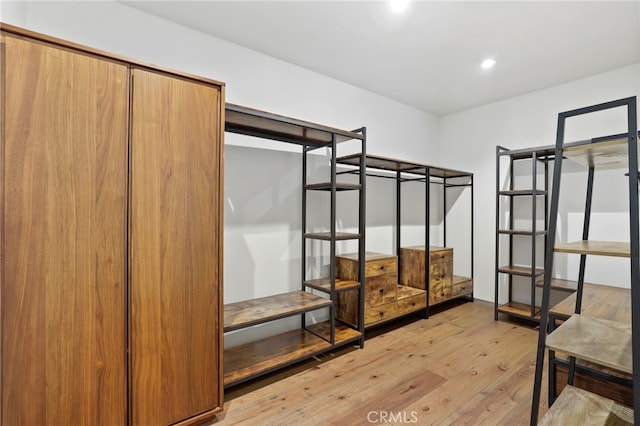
[378,312,384,317]
[379,289,384,294]
[379,266,385,270]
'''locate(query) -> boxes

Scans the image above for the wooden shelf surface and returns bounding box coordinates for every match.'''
[563,132,640,170]
[497,265,544,277]
[304,277,360,293]
[453,275,473,286]
[306,320,363,344]
[546,314,632,374]
[498,189,547,196]
[305,182,362,191]
[224,328,332,386]
[225,103,363,147]
[550,283,630,322]
[304,232,361,241]
[555,240,630,258]
[397,284,427,299]
[497,302,540,319]
[539,385,633,426]
[498,229,547,235]
[224,321,361,387]
[336,153,472,179]
[224,291,331,332]
[535,278,578,293]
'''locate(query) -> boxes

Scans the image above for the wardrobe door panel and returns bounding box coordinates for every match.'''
[129,68,223,425]
[1,33,128,425]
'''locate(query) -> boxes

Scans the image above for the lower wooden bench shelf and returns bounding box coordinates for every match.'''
[496,301,541,320]
[224,321,361,387]
[539,385,633,426]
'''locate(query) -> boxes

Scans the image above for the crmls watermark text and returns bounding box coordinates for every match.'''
[367,411,419,424]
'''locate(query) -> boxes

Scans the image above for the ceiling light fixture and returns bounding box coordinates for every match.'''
[389,0,410,14]
[481,58,496,70]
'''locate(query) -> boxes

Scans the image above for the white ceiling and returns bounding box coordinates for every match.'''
[122,1,640,116]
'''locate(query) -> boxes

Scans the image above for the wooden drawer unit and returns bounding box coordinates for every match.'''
[337,252,398,306]
[362,286,426,326]
[399,245,453,290]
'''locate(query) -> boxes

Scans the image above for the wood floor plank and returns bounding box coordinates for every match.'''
[213,301,547,425]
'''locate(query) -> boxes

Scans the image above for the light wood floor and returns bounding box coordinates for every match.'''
[213,300,549,425]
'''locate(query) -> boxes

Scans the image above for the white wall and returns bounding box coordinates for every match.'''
[441,64,640,303]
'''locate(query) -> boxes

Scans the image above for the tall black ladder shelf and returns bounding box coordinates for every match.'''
[495,146,577,322]
[531,96,639,424]
[223,104,366,387]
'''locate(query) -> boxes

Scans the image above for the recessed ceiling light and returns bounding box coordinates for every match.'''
[389,0,410,14]
[481,59,496,69]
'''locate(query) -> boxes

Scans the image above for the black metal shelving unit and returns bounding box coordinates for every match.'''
[336,154,474,319]
[495,146,576,322]
[223,103,366,388]
[531,97,639,424]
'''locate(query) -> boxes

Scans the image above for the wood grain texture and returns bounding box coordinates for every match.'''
[539,385,633,425]
[304,277,360,293]
[2,33,128,425]
[555,360,633,407]
[497,302,541,319]
[224,291,331,332]
[550,283,632,407]
[550,283,631,322]
[336,252,399,325]
[546,314,632,374]
[219,301,549,425]
[563,136,639,170]
[129,67,223,425]
[224,329,332,387]
[555,240,630,257]
[399,246,453,291]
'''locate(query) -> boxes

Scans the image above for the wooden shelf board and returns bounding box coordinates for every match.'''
[304,232,361,241]
[555,240,630,258]
[225,103,363,147]
[397,284,427,299]
[535,278,578,292]
[224,291,331,332]
[539,385,633,426]
[305,182,362,191]
[498,189,547,196]
[336,153,473,179]
[546,314,632,374]
[304,277,360,293]
[563,132,640,170]
[224,328,332,387]
[550,283,630,322]
[498,229,547,235]
[498,144,556,160]
[306,320,363,345]
[497,302,540,319]
[453,275,473,286]
[497,265,544,276]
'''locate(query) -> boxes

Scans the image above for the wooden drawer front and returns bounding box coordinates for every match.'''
[365,274,397,307]
[400,246,453,290]
[452,278,473,297]
[337,252,398,280]
[365,292,426,326]
[430,248,453,266]
[429,279,452,304]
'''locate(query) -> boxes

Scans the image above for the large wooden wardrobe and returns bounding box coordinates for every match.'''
[0,24,224,425]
